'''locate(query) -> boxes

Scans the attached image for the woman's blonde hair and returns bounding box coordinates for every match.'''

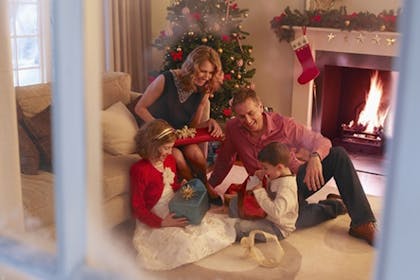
[179,45,222,94]
[135,119,176,159]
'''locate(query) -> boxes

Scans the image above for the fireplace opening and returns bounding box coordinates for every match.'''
[314,65,397,155]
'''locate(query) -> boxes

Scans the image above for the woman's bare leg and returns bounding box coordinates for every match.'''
[182,144,219,198]
[172,147,193,181]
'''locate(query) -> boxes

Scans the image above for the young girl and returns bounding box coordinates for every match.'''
[130,119,236,270]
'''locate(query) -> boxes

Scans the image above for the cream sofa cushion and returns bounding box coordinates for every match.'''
[102,101,139,155]
[102,153,139,201]
[15,83,52,118]
[102,72,132,109]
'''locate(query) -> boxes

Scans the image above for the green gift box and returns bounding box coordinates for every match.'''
[169,179,209,225]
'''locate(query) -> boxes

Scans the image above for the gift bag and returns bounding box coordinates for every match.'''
[237,176,267,220]
[240,230,284,268]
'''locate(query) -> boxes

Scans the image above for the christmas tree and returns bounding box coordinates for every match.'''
[153,0,256,120]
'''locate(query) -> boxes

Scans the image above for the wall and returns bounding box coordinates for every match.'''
[150,0,402,119]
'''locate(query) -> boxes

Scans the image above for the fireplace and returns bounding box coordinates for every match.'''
[290,27,400,155]
[313,52,398,154]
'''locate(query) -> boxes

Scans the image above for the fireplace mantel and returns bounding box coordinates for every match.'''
[291,27,401,128]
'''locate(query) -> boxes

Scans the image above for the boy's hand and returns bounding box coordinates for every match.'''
[254,169,265,181]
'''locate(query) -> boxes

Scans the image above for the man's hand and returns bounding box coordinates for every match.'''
[303,155,324,191]
[161,213,188,227]
[254,169,265,181]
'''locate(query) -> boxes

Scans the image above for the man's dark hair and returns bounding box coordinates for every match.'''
[231,87,260,109]
[258,142,290,166]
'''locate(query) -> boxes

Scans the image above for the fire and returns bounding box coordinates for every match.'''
[355,71,388,134]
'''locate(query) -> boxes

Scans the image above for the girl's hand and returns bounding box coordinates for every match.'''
[208,118,224,138]
[161,213,189,227]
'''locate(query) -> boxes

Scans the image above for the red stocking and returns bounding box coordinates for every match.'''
[291,35,320,85]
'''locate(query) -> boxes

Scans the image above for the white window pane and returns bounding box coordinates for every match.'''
[16,3,38,36]
[9,2,16,36]
[17,37,39,67]
[11,39,17,68]
[18,68,41,85]
[13,71,18,86]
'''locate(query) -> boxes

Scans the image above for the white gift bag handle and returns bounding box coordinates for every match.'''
[240,230,285,268]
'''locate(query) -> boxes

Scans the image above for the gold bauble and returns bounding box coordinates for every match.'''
[230,56,235,61]
[247,61,253,66]
[237,74,242,79]
[201,37,208,43]
[344,20,350,26]
[237,24,242,30]
[230,70,235,74]
[188,31,194,36]
[176,47,182,52]
[232,32,238,38]
[216,3,220,8]
[234,84,240,88]
[248,48,253,53]
[217,48,223,53]
[380,25,386,31]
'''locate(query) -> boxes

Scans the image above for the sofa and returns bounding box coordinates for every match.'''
[16,72,142,231]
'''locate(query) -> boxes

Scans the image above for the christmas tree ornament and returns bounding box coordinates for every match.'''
[344,20,350,26]
[201,37,208,43]
[237,74,242,79]
[380,25,386,31]
[290,33,320,85]
[187,31,194,36]
[217,48,223,53]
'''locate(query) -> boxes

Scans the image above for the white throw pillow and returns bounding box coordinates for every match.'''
[102,101,138,155]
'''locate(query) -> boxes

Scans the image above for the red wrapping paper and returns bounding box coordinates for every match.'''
[174,127,222,147]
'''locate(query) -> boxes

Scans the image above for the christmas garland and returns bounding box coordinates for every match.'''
[271,6,400,42]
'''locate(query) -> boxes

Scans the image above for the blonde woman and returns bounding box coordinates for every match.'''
[135,45,224,203]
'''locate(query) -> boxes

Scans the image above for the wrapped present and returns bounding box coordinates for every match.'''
[174,127,222,147]
[169,179,209,225]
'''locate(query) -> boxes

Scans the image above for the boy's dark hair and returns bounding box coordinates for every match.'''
[257,142,290,166]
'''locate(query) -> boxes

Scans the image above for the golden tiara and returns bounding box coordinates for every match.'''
[154,127,175,141]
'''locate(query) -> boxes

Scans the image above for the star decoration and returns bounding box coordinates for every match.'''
[356,33,365,44]
[371,34,381,45]
[343,34,349,42]
[327,32,336,42]
[386,37,396,46]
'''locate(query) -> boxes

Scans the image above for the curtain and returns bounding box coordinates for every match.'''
[105,0,152,92]
[0,0,25,232]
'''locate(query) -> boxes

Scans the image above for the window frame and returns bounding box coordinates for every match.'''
[9,0,51,86]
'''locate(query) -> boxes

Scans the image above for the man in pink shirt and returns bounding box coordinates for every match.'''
[208,88,376,246]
